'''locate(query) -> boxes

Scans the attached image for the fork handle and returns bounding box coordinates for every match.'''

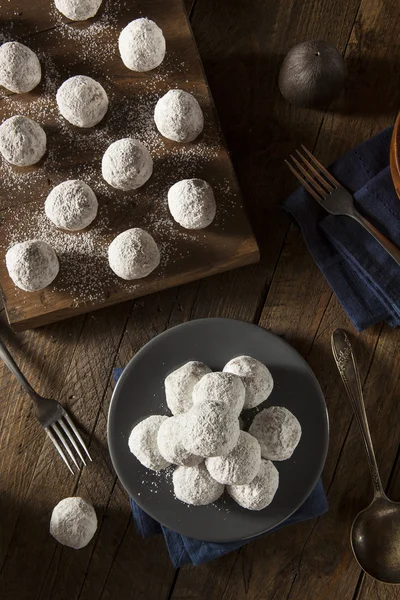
[351,211,400,266]
[0,336,42,403]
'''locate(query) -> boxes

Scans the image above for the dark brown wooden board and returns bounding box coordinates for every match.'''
[0,0,259,331]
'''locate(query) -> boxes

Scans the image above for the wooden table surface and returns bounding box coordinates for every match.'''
[1,0,399,598]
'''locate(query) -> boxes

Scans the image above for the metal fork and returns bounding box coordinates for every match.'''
[286,146,400,266]
[0,335,92,473]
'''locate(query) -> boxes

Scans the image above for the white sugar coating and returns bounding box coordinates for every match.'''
[154,89,204,142]
[0,42,41,93]
[223,355,274,409]
[45,180,98,231]
[192,372,245,416]
[168,179,216,230]
[157,415,202,466]
[108,228,160,280]
[55,0,103,21]
[227,459,279,510]
[50,497,97,549]
[6,240,59,292]
[165,361,211,415]
[102,138,153,191]
[249,406,302,461]
[128,415,170,471]
[56,75,108,128]
[182,400,240,458]
[119,18,166,72]
[205,431,261,485]
[173,463,224,506]
[0,116,46,166]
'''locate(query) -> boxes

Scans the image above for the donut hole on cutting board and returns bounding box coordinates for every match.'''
[0,16,254,319]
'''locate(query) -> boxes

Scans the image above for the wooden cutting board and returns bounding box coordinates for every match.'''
[0,0,259,331]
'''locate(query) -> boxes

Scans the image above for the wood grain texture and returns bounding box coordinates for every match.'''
[36,295,178,600]
[169,0,400,598]
[1,0,400,598]
[0,0,258,331]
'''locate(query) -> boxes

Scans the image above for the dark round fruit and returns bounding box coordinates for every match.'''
[278,40,346,109]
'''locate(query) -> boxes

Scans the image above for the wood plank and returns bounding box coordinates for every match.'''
[285,324,400,600]
[169,0,400,597]
[277,0,400,596]
[0,302,134,600]
[0,305,86,573]
[1,0,399,599]
[41,289,192,600]
[204,0,400,596]
[0,0,258,331]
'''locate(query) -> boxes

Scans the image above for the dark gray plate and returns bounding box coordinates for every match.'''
[108,318,329,542]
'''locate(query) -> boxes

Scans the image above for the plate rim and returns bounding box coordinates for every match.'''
[107,317,330,542]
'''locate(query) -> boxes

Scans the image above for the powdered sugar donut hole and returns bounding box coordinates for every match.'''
[0,42,41,93]
[227,459,279,510]
[0,116,46,166]
[119,18,166,72]
[249,406,302,461]
[50,497,97,549]
[108,228,160,280]
[181,401,240,458]
[164,361,211,415]
[173,463,224,506]
[205,431,261,485]
[6,240,59,292]
[157,415,202,466]
[154,89,204,142]
[55,0,103,21]
[45,180,98,231]
[168,179,216,229]
[102,138,153,191]
[192,372,245,415]
[128,415,170,471]
[223,355,274,409]
[56,75,108,128]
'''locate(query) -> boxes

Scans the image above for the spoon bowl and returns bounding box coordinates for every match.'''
[351,495,400,584]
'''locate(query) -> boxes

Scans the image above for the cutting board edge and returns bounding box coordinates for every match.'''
[6,245,260,331]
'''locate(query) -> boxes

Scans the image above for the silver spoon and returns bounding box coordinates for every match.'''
[331,328,400,584]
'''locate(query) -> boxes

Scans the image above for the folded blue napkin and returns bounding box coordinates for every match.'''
[284,127,400,331]
[113,367,328,567]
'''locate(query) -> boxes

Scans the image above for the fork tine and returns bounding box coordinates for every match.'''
[64,413,92,461]
[295,150,335,193]
[291,154,330,196]
[301,145,340,187]
[58,418,87,466]
[285,160,322,202]
[46,427,74,474]
[52,422,80,470]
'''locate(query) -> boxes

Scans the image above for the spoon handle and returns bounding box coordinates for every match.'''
[331,329,385,497]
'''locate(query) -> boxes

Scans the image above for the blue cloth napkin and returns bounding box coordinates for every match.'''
[284,127,400,331]
[113,367,328,567]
